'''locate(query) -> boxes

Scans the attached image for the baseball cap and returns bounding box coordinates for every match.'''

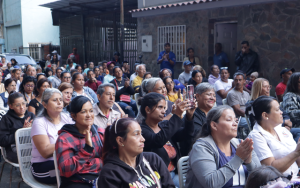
[107,61,116,67]
[183,60,192,66]
[280,68,295,78]
[13,65,20,69]
[164,42,170,47]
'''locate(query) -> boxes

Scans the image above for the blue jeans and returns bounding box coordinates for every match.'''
[290,128,300,143]
[170,171,179,188]
[117,99,137,118]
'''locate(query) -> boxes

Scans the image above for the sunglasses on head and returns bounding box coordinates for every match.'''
[220,67,228,70]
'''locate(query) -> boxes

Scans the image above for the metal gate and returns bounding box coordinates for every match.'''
[157,25,186,62]
[59,12,137,67]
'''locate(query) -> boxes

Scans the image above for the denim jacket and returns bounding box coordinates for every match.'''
[72,87,98,104]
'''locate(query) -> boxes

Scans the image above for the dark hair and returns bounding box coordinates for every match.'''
[70,69,78,75]
[215,43,222,49]
[75,64,82,70]
[8,92,25,105]
[143,72,152,80]
[35,78,51,96]
[245,166,283,188]
[102,118,136,161]
[36,73,46,80]
[51,54,59,64]
[56,67,62,74]
[11,58,18,65]
[199,105,233,137]
[285,72,300,94]
[245,96,276,125]
[192,70,201,78]
[11,68,20,74]
[87,69,94,76]
[159,68,172,79]
[241,41,249,46]
[187,47,194,54]
[113,66,122,76]
[191,70,203,87]
[45,68,53,77]
[4,78,16,92]
[60,71,70,79]
[210,64,219,71]
[88,62,94,67]
[114,51,120,56]
[69,96,91,119]
[93,66,99,72]
[66,58,73,65]
[162,76,174,92]
[138,93,165,118]
[19,76,35,94]
[72,73,82,85]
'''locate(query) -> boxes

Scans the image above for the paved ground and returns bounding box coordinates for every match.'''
[0,156,30,188]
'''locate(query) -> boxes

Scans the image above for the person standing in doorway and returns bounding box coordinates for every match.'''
[182,48,201,69]
[157,43,176,75]
[235,41,259,77]
[213,43,229,68]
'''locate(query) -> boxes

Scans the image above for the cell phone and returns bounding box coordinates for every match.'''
[186,85,195,108]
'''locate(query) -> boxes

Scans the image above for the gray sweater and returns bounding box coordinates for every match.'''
[185,135,260,188]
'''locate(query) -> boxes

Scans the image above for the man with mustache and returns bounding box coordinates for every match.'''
[226,72,251,135]
[93,83,121,129]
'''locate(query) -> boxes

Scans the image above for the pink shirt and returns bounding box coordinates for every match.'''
[31,113,74,163]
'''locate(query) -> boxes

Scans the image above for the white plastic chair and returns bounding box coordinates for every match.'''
[134,93,141,110]
[0,146,19,188]
[15,127,57,188]
[244,114,252,131]
[177,156,189,188]
[53,151,61,187]
[222,98,228,105]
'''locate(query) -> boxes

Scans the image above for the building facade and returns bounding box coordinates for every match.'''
[132,0,300,91]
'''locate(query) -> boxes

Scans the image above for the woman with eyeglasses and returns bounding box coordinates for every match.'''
[163,76,182,103]
[159,68,185,92]
[214,67,234,106]
[247,96,300,177]
[186,105,260,188]
[58,82,74,113]
[98,118,175,188]
[71,73,98,104]
[55,96,104,188]
[19,76,36,104]
[31,88,74,184]
[0,78,17,112]
[0,92,35,163]
[28,78,51,115]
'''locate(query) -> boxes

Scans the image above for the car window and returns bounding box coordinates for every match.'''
[3,55,36,65]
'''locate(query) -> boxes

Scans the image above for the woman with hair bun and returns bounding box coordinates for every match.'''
[98,118,175,188]
[55,96,104,188]
[247,96,300,177]
[186,105,260,188]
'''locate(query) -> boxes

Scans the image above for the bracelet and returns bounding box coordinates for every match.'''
[169,113,173,116]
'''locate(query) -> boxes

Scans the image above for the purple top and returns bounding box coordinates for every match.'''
[31,113,74,163]
[208,74,221,85]
[246,81,253,90]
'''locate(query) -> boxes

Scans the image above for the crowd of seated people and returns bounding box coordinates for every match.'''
[1,43,300,188]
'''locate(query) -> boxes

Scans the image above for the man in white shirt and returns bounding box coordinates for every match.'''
[93,83,121,129]
[178,60,192,86]
[214,67,233,106]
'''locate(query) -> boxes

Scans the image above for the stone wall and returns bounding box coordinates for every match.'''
[137,1,300,93]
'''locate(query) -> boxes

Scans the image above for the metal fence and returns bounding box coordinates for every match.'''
[59,12,137,68]
[19,45,61,62]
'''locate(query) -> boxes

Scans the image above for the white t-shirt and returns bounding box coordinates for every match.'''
[214,79,233,106]
[248,123,298,176]
[31,113,74,163]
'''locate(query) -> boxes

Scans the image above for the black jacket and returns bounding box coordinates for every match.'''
[0,109,34,149]
[235,49,259,76]
[141,114,194,170]
[110,78,135,101]
[180,108,206,156]
[98,152,175,188]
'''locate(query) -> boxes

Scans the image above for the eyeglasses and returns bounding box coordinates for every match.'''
[220,67,228,70]
[14,102,27,108]
[25,85,34,88]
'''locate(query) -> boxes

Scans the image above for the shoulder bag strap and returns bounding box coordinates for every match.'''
[143,157,161,188]
[92,125,103,148]
[114,79,119,90]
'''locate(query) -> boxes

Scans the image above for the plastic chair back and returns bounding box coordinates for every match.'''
[1,146,19,167]
[15,127,57,188]
[177,156,189,188]
[244,114,252,131]
[222,98,228,105]
[134,93,141,109]
[53,151,61,187]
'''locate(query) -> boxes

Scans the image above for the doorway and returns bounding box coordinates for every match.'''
[214,22,237,78]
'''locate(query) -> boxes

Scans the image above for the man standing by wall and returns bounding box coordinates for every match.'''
[214,43,229,68]
[157,43,176,76]
[235,41,259,77]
